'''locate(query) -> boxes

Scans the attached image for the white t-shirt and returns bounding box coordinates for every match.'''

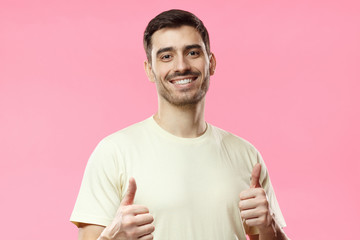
[71,117,286,239]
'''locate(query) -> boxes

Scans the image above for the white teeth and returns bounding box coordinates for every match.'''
[173,79,193,85]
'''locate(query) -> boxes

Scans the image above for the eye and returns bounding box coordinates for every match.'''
[160,54,172,61]
[188,51,200,57]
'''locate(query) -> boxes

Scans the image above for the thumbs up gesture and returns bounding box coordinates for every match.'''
[100,178,155,240]
[239,164,272,230]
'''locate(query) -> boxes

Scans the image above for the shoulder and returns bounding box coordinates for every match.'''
[87,118,152,165]
[87,118,153,160]
[209,124,259,155]
[208,124,268,181]
[101,117,152,146]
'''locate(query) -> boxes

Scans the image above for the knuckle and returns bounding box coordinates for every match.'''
[259,188,266,196]
[122,216,135,228]
[141,206,150,213]
[245,219,252,227]
[239,192,245,199]
[117,206,127,215]
[258,198,268,206]
[122,221,131,228]
[122,206,132,214]
[148,215,154,223]
[259,208,269,217]
[254,188,262,195]
[127,230,136,238]
[259,216,266,225]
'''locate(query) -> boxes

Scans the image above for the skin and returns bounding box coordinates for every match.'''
[78,26,287,240]
[144,25,216,138]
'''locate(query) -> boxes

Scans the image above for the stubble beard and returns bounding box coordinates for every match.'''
[154,71,210,107]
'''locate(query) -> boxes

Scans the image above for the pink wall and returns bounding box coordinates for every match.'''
[1,1,359,239]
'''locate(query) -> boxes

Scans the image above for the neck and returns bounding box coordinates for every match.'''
[154,98,206,138]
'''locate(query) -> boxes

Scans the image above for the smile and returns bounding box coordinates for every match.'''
[170,77,197,85]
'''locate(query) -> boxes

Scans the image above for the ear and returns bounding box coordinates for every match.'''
[209,53,216,76]
[144,60,155,83]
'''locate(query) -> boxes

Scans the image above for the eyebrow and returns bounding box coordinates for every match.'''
[156,47,174,57]
[184,44,202,51]
[156,44,203,57]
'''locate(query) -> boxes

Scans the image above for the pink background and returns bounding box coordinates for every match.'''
[1,0,359,239]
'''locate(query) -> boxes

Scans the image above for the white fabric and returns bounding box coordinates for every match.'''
[71,117,286,239]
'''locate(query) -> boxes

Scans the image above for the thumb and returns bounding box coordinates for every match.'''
[250,163,262,188]
[120,177,137,206]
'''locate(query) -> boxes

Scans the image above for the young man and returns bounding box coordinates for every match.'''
[71,9,288,240]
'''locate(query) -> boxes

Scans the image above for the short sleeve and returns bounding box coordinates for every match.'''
[70,138,125,227]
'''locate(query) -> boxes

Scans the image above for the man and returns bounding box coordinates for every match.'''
[71,9,288,240]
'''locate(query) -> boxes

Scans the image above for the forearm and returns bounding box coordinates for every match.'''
[97,231,111,240]
[96,223,121,240]
[97,229,110,240]
[78,224,105,240]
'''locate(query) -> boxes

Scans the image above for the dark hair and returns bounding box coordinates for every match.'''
[143,9,210,62]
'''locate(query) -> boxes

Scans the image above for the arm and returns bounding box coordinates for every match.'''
[78,224,105,240]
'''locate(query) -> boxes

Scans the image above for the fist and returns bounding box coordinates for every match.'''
[101,178,155,240]
[238,164,272,229]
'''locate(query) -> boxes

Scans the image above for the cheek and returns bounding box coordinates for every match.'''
[194,59,209,72]
[158,67,172,80]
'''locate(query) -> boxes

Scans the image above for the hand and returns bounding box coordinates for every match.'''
[100,178,155,240]
[239,164,272,231]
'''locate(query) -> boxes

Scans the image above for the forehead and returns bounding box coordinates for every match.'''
[151,26,205,53]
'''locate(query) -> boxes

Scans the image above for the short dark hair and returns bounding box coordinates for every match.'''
[143,9,210,62]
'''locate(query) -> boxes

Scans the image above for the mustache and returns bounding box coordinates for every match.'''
[166,70,200,81]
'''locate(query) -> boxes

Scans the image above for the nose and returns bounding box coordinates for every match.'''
[173,55,190,72]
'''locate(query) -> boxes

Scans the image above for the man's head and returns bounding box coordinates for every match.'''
[144,9,210,63]
[143,10,216,107]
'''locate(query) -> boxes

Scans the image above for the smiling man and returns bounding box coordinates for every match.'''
[71,9,288,240]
